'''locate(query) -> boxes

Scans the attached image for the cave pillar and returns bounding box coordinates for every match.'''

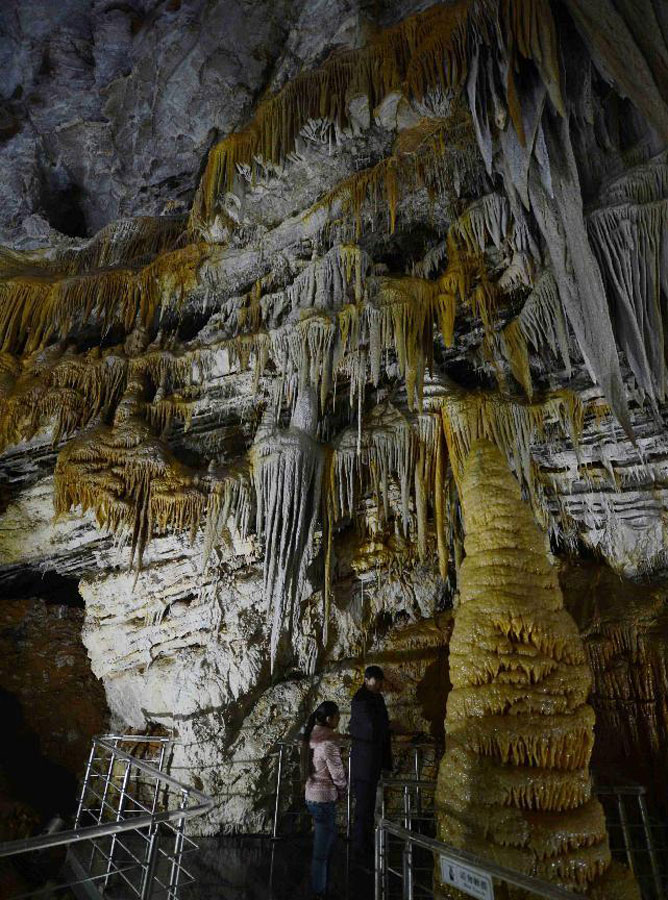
[435,439,638,898]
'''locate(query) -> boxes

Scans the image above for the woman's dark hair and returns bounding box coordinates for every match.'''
[303,700,340,744]
[301,701,339,781]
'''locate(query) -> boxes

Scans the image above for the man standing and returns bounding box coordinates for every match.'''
[349,665,392,859]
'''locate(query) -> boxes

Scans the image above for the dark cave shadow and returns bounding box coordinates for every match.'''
[415,646,451,746]
[0,687,78,822]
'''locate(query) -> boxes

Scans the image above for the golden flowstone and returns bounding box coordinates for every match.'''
[435,440,639,899]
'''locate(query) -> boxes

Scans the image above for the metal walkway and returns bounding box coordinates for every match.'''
[375,776,667,900]
[2,732,666,900]
[0,734,213,900]
[269,734,667,898]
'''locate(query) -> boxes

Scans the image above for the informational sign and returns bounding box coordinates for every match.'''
[439,855,494,899]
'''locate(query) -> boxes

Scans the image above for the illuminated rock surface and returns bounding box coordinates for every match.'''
[0,1,665,882]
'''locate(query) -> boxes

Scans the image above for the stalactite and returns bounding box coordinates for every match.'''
[499,271,572,397]
[286,245,369,312]
[186,0,667,440]
[440,387,583,526]
[563,0,668,142]
[587,150,668,410]
[53,376,248,568]
[312,107,476,239]
[145,390,197,435]
[0,243,206,354]
[0,216,186,278]
[0,346,129,454]
[365,277,455,410]
[190,2,474,226]
[202,467,253,570]
[435,440,639,898]
[448,192,510,254]
[250,389,324,669]
[460,0,648,431]
[330,404,449,575]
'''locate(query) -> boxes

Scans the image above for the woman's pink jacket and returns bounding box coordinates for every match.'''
[305,725,347,803]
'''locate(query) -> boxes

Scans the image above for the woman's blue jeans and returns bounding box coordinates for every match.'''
[306,800,337,894]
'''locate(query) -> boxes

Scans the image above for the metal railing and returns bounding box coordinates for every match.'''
[0,734,213,900]
[376,776,667,900]
[596,784,666,900]
[375,820,579,900]
[380,778,436,835]
[272,735,441,839]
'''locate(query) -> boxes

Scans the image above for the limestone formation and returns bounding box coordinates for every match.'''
[435,440,638,897]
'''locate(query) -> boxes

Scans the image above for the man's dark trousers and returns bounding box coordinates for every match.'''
[352,778,377,855]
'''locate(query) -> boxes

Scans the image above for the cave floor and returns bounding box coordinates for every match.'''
[183,834,379,900]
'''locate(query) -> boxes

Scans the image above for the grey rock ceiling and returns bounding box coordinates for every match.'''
[0,0,432,243]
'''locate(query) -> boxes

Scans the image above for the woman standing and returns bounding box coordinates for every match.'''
[303,700,347,899]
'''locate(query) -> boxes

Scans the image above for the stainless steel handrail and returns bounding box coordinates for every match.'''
[0,739,213,859]
[0,734,213,900]
[272,734,440,839]
[0,804,211,859]
[375,819,577,900]
[380,778,436,788]
[378,775,665,900]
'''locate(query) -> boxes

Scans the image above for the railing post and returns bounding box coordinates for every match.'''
[104,757,133,889]
[637,792,663,900]
[272,744,285,840]
[89,741,118,870]
[382,821,389,899]
[151,741,168,815]
[167,789,188,900]
[402,787,414,900]
[375,824,382,900]
[135,740,166,889]
[346,750,353,840]
[74,739,97,828]
[140,829,160,900]
[375,822,388,900]
[616,793,635,874]
[413,747,422,819]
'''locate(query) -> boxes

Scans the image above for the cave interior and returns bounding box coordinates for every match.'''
[0,0,668,897]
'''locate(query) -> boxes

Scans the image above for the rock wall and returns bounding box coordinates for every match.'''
[562,561,668,809]
[77,518,450,832]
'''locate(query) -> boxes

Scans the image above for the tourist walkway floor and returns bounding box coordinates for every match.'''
[183,834,376,900]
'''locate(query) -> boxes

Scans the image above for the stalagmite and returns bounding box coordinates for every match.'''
[435,440,639,898]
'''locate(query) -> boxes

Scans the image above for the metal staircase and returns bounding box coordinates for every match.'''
[0,734,213,900]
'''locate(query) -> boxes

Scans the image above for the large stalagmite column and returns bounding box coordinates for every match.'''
[436,440,638,898]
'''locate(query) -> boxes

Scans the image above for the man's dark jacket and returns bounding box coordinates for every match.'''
[349,685,392,782]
